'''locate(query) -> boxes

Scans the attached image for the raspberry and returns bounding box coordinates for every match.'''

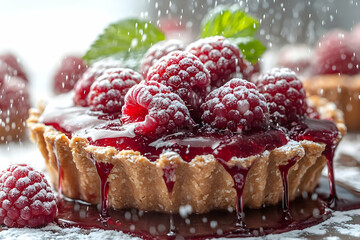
[0,164,58,228]
[146,51,211,119]
[313,29,360,75]
[201,78,269,132]
[186,36,248,88]
[255,68,307,126]
[0,53,28,82]
[73,58,123,107]
[88,68,143,114]
[122,81,194,137]
[0,76,30,117]
[53,56,88,94]
[140,39,185,78]
[0,60,17,90]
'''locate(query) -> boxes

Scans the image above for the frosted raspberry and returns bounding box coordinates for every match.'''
[53,56,88,94]
[88,68,143,114]
[0,164,58,228]
[0,60,18,90]
[256,68,307,126]
[140,39,185,78]
[147,51,211,119]
[313,29,360,75]
[186,36,248,88]
[0,53,28,82]
[73,58,124,106]
[0,76,30,117]
[122,81,194,137]
[201,78,269,132]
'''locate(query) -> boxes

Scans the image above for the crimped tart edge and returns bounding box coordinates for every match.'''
[27,96,346,213]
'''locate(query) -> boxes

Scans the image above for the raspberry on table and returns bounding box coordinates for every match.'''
[73,58,124,107]
[201,78,269,132]
[146,51,211,120]
[140,39,185,78]
[186,36,248,88]
[313,29,360,75]
[53,56,88,94]
[255,68,307,126]
[0,53,28,82]
[122,81,194,137]
[0,164,58,228]
[88,68,143,114]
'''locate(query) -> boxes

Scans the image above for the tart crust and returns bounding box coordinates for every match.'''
[303,74,360,131]
[27,96,346,213]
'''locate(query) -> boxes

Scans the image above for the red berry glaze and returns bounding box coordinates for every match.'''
[140,39,185,78]
[88,68,143,114]
[313,29,360,75]
[201,78,269,132]
[186,36,248,88]
[256,68,307,126]
[0,164,58,228]
[53,56,88,94]
[147,51,211,118]
[73,58,123,107]
[122,81,194,137]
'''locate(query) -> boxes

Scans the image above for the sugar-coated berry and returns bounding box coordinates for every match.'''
[147,51,211,120]
[53,56,88,94]
[186,36,248,88]
[0,164,58,228]
[140,39,185,78]
[0,53,28,82]
[256,68,307,126]
[73,58,124,107]
[313,29,360,75]
[88,68,143,114]
[201,78,269,132]
[122,81,194,137]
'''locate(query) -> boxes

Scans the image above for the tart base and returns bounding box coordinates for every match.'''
[27,96,346,213]
[303,74,360,132]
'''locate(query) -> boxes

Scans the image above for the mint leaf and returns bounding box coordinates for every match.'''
[83,19,165,68]
[201,6,266,63]
[230,37,266,64]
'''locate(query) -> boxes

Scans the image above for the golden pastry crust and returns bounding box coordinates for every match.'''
[304,75,360,131]
[27,97,345,213]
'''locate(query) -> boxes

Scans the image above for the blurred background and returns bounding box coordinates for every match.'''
[1,0,360,104]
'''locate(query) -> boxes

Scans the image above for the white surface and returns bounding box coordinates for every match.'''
[0,1,145,105]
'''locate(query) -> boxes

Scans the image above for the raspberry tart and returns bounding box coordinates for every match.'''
[279,28,360,131]
[28,62,346,215]
[26,12,348,237]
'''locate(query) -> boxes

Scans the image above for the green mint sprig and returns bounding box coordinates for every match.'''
[201,6,266,64]
[83,19,165,69]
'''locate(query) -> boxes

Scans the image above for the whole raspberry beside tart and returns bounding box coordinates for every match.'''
[0,164,58,227]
